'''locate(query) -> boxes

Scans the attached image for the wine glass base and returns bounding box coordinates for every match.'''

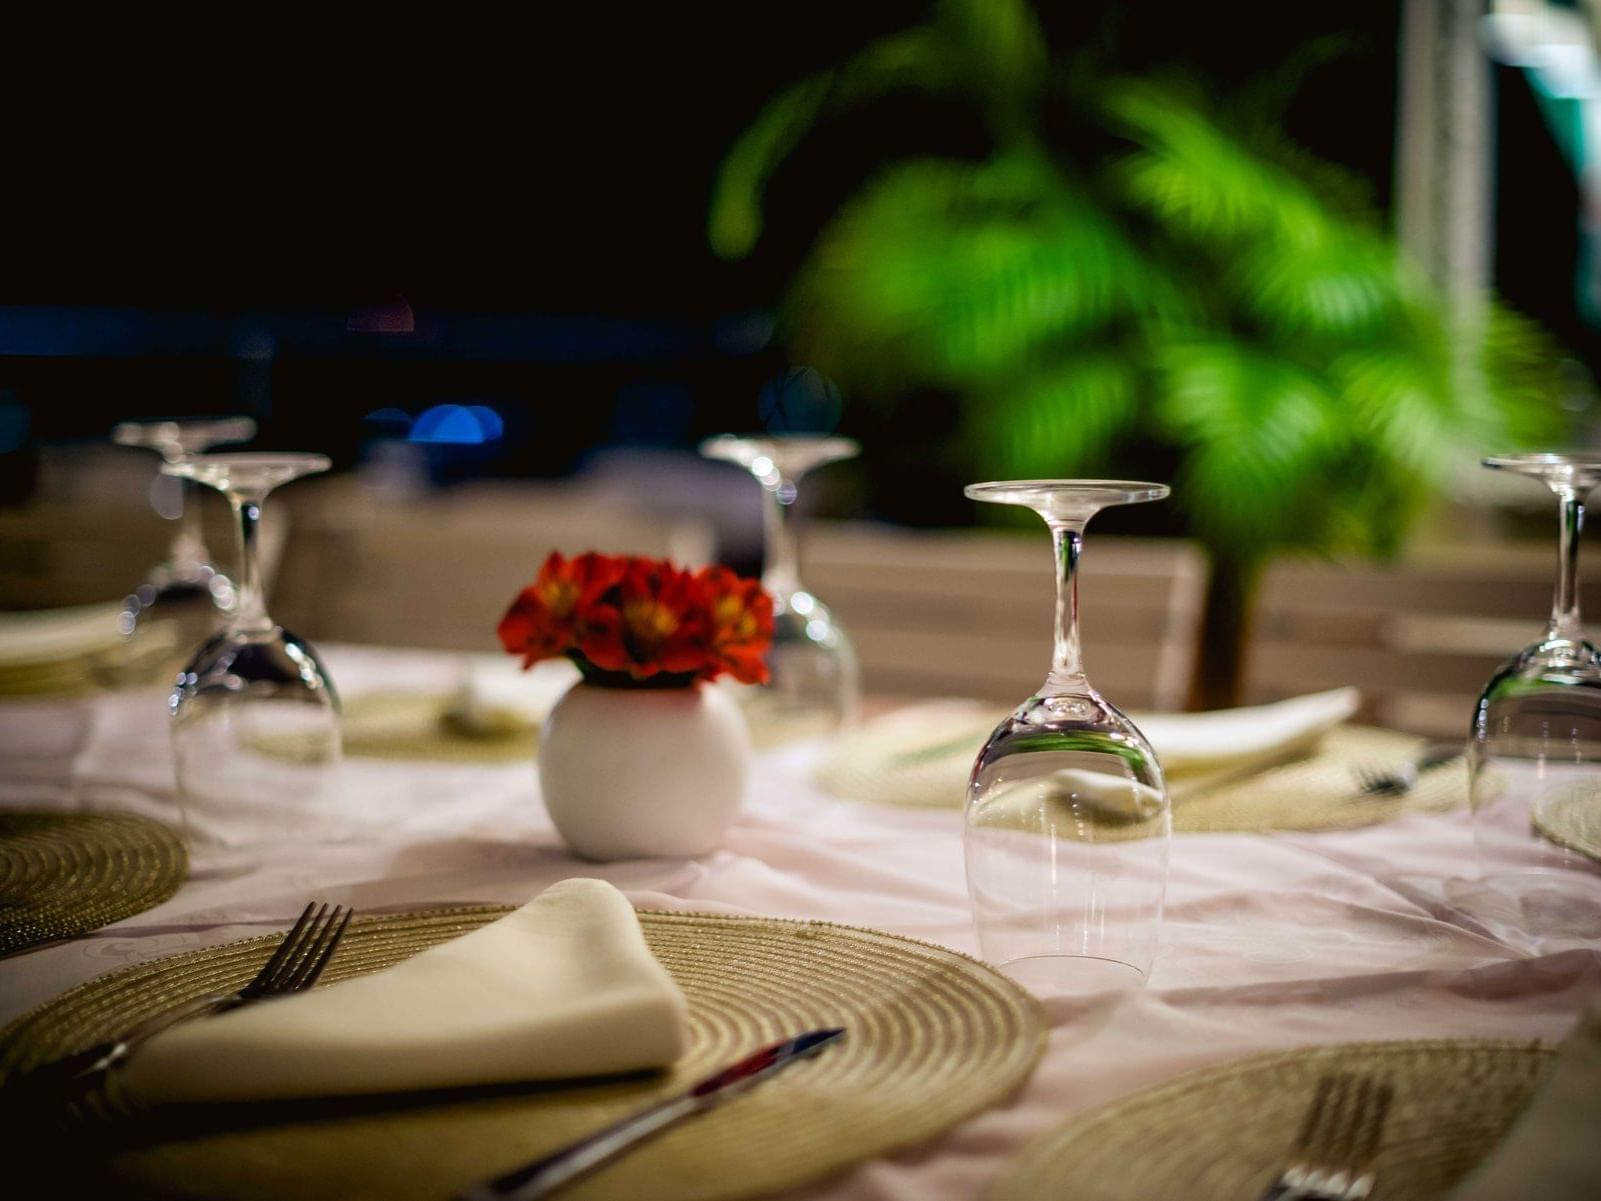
[995,953,1147,996]
[182,843,265,880]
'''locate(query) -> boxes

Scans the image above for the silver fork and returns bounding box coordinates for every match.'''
[1257,1073,1394,1201]
[1352,741,1463,797]
[21,901,353,1094]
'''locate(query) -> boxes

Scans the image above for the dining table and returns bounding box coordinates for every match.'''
[3,640,1600,1200]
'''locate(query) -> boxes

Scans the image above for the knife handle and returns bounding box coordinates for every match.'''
[454,1028,844,1201]
[458,1096,698,1201]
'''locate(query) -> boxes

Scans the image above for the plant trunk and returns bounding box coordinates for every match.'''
[1187,555,1263,712]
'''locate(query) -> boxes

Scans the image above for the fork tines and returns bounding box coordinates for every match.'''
[1354,766,1416,797]
[242,902,353,998]
[1265,1072,1395,1201]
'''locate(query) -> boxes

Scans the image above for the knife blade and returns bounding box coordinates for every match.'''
[457,1027,846,1201]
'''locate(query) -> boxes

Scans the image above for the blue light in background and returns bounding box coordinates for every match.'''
[466,405,504,440]
[363,406,413,429]
[409,404,504,444]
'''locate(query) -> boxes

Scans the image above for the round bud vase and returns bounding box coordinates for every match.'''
[537,680,752,860]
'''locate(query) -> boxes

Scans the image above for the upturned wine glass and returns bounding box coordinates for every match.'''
[699,434,861,739]
[111,417,256,677]
[164,453,341,862]
[963,480,1172,993]
[1469,454,1601,934]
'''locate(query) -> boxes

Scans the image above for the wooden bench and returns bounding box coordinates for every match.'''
[801,522,1209,711]
[1242,544,1581,737]
[271,481,715,653]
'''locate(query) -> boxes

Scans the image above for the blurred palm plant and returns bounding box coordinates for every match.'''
[710,0,1569,708]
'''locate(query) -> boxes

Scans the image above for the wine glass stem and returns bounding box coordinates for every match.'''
[159,443,209,575]
[1046,520,1087,692]
[1550,486,1586,641]
[760,476,803,599]
[228,492,274,636]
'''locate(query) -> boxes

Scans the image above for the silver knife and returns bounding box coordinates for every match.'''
[457,1027,846,1201]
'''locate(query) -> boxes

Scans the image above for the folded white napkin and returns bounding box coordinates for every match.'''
[0,602,126,668]
[121,878,688,1105]
[1134,688,1360,777]
[440,657,580,736]
[815,689,1361,808]
[1448,999,1601,1201]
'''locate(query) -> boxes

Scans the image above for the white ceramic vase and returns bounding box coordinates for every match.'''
[538,680,751,860]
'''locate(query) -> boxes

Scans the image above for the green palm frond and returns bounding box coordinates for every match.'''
[1476,305,1571,447]
[791,155,1176,385]
[709,0,1048,260]
[978,350,1141,477]
[1225,232,1399,338]
[935,0,1047,115]
[709,73,839,261]
[1310,446,1430,560]
[1155,341,1373,550]
[1153,340,1343,452]
[1328,304,1462,476]
[710,2,1573,583]
[708,29,956,259]
[1109,82,1333,252]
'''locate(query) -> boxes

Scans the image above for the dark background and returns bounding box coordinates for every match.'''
[0,2,1581,509]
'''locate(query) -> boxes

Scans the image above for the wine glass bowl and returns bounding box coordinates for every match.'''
[164,452,341,860]
[963,480,1172,993]
[1470,454,1601,909]
[108,417,257,682]
[699,434,861,740]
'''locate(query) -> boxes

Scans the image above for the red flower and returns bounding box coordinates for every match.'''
[499,552,774,686]
[497,551,624,668]
[697,565,774,685]
[579,558,709,679]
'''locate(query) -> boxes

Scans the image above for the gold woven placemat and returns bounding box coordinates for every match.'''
[0,628,185,699]
[0,647,182,698]
[1170,726,1465,833]
[0,812,187,956]
[991,1038,1556,1201]
[818,718,1465,833]
[337,691,817,762]
[814,700,995,806]
[0,657,103,698]
[1533,786,1601,864]
[0,905,1045,1201]
[340,692,538,763]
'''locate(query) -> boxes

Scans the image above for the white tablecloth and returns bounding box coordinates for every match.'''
[3,643,1600,1200]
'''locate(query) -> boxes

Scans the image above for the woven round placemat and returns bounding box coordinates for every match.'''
[314,692,538,763]
[0,812,187,956]
[991,1038,1556,1201]
[817,716,1466,833]
[0,905,1045,1201]
[337,691,832,762]
[1170,726,1465,833]
[815,700,1000,807]
[0,657,102,698]
[1533,786,1601,864]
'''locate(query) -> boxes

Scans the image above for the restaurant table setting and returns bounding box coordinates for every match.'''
[2,462,1601,1200]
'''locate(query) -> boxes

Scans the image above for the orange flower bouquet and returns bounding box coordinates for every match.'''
[498,552,774,688]
[498,552,774,861]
